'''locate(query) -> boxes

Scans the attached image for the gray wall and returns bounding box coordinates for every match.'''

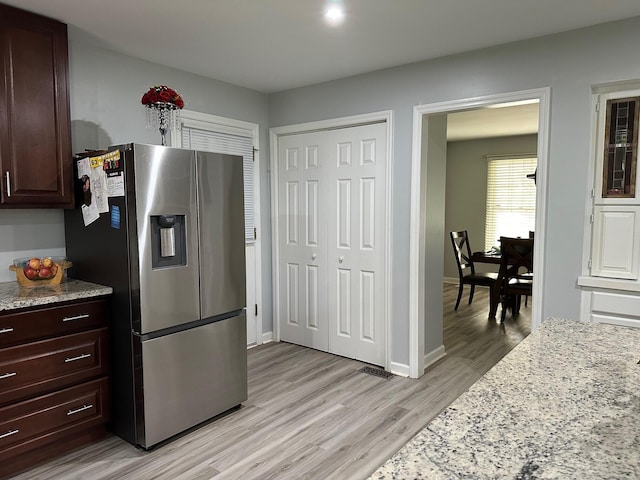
[269,16,640,367]
[422,115,447,355]
[444,134,538,280]
[0,28,273,333]
[4,15,640,369]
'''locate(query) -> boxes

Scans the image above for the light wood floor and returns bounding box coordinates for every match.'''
[12,284,530,480]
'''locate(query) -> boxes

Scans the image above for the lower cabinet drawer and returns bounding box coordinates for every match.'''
[0,328,108,405]
[0,298,108,349]
[0,377,108,461]
[590,290,640,328]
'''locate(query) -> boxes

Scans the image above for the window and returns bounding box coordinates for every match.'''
[484,156,537,251]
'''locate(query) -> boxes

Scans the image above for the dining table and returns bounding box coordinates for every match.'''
[471,248,533,320]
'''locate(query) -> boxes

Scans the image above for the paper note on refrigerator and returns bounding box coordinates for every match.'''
[104,151,125,197]
[81,200,100,226]
[87,154,109,213]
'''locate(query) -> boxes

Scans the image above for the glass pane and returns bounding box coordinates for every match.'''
[602,97,638,198]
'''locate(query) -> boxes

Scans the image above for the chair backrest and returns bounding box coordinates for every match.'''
[450,230,475,278]
[498,236,534,281]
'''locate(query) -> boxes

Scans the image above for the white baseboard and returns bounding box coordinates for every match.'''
[261,331,274,344]
[443,277,458,284]
[423,345,446,371]
[389,361,410,377]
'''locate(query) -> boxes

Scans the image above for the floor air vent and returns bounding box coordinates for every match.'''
[359,366,393,379]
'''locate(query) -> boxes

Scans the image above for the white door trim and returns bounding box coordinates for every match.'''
[171,110,263,345]
[409,88,551,378]
[270,110,394,371]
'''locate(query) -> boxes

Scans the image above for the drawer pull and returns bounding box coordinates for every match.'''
[62,314,90,322]
[0,328,14,334]
[0,372,17,380]
[0,429,19,440]
[67,404,93,416]
[64,353,91,363]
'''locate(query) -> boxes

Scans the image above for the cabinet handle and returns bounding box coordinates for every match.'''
[64,353,91,363]
[0,372,16,380]
[0,328,14,334]
[4,172,10,198]
[0,429,19,440]
[62,314,90,322]
[67,404,93,416]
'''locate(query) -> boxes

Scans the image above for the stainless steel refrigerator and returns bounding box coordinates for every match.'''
[64,143,247,449]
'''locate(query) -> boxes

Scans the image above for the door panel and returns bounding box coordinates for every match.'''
[245,244,257,344]
[306,265,319,329]
[133,144,200,334]
[326,123,387,365]
[277,122,387,366]
[140,313,247,448]
[592,206,639,279]
[197,152,246,318]
[278,134,328,350]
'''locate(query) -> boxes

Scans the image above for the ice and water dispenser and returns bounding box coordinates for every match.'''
[150,215,187,268]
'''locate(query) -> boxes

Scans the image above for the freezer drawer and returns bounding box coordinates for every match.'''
[138,312,247,448]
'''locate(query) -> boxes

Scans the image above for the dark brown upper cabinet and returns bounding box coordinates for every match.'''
[0,3,72,207]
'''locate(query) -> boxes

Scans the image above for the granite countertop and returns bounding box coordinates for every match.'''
[369,318,640,479]
[0,279,112,312]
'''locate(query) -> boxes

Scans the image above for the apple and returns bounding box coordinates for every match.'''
[23,267,38,279]
[28,257,41,269]
[38,267,52,278]
[41,257,53,268]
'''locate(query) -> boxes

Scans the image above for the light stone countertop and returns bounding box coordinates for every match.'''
[0,279,112,312]
[368,318,640,480]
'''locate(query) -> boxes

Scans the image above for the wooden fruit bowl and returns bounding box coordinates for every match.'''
[9,260,72,287]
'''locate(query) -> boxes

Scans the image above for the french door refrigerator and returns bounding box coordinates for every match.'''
[64,143,247,449]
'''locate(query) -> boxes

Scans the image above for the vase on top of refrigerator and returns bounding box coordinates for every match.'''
[64,143,247,449]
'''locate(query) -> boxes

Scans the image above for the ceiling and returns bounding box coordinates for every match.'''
[4,0,640,94]
[447,102,539,141]
[2,1,635,140]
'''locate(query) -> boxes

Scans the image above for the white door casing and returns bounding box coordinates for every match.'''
[274,116,390,367]
[410,88,550,378]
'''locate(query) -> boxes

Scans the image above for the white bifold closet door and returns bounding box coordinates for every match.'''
[277,122,387,366]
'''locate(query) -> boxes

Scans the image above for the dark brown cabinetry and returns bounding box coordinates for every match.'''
[0,298,109,479]
[0,3,73,207]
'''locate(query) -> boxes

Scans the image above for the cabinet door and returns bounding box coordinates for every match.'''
[591,206,640,279]
[0,4,72,207]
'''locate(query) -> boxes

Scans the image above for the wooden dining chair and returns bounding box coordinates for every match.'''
[498,236,534,322]
[449,231,499,311]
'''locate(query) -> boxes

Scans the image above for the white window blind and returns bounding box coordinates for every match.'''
[182,127,255,243]
[484,156,537,251]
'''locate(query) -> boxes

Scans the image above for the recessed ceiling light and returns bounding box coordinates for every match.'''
[325,6,344,25]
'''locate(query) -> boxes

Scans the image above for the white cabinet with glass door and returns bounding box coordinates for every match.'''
[580,88,640,329]
[590,90,640,280]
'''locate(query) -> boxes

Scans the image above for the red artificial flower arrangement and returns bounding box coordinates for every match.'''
[141,85,185,109]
